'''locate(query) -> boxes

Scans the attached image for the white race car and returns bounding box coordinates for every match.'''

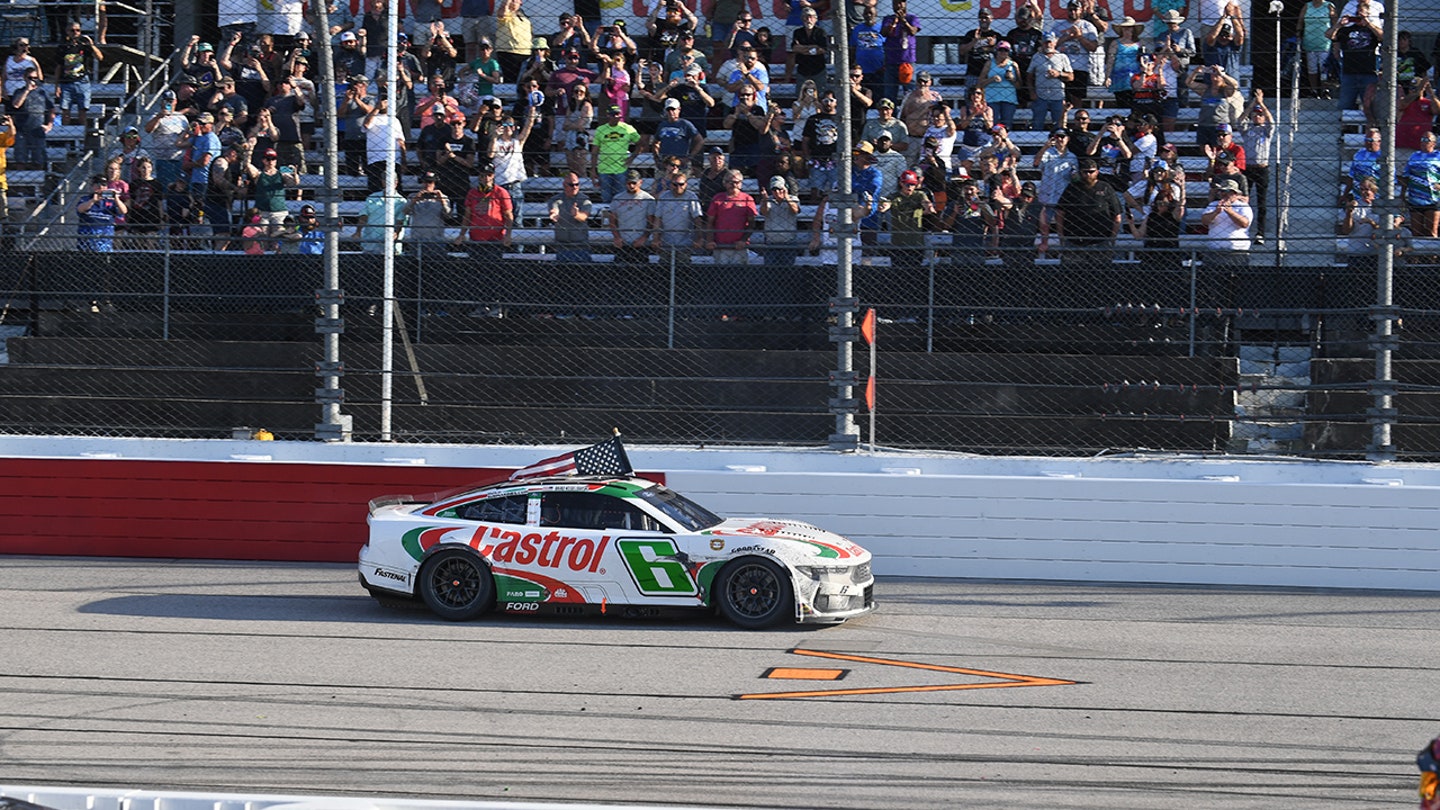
[359,475,875,628]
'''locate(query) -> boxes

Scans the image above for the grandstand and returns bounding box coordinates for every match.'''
[3,2,1440,459]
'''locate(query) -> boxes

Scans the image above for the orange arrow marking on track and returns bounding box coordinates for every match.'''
[738,648,1078,700]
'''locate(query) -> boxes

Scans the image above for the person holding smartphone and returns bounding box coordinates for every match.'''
[76,174,127,253]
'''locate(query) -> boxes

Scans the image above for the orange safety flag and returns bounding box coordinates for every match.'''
[860,308,876,345]
[1422,771,1438,801]
[865,376,876,411]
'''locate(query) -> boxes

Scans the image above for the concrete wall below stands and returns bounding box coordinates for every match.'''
[1,436,1437,591]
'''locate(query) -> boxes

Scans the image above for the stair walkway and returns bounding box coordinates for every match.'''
[1279,99,1346,267]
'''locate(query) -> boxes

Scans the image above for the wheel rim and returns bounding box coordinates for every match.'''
[431,557,482,609]
[726,563,782,619]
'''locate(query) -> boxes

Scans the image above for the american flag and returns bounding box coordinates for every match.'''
[509,436,634,481]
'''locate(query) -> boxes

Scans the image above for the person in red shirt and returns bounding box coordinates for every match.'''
[704,169,756,264]
[453,161,514,260]
[1204,123,1246,174]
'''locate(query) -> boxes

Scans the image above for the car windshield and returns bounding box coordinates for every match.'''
[637,485,723,531]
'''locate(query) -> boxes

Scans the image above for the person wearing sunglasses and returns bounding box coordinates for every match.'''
[547,171,594,263]
[652,170,705,257]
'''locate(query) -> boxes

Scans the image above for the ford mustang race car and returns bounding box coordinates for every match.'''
[358,475,875,628]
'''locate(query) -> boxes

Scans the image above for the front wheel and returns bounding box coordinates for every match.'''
[418,548,495,621]
[717,557,794,629]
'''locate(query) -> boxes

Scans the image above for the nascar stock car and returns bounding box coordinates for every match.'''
[358,439,875,628]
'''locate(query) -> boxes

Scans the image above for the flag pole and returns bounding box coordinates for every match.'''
[861,308,877,451]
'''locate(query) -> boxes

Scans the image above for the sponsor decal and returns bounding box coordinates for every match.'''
[505,602,541,611]
[467,525,610,573]
[617,538,698,596]
[373,567,409,584]
[710,538,725,551]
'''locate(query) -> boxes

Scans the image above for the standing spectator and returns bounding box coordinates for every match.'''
[880,168,934,269]
[598,52,632,120]
[55,21,102,128]
[608,169,656,264]
[1004,2,1044,108]
[240,147,300,234]
[1204,1,1245,78]
[259,0,306,43]
[898,70,940,138]
[5,39,42,99]
[1126,163,1186,273]
[353,0,390,80]
[1402,132,1440,238]
[145,90,189,189]
[409,0,447,62]
[664,31,711,80]
[1338,177,1379,273]
[454,162,514,259]
[800,90,840,202]
[1130,53,1167,129]
[1328,0,1381,118]
[1154,11,1196,98]
[415,75,461,131]
[1396,79,1440,153]
[871,132,906,196]
[363,98,407,194]
[726,88,774,176]
[491,112,535,207]
[125,155,163,249]
[722,11,759,59]
[202,142,244,251]
[700,0,753,63]
[590,104,640,203]
[183,38,228,92]
[8,69,54,169]
[463,0,498,63]
[853,140,884,239]
[1204,122,1247,175]
[1055,157,1122,270]
[980,42,1020,130]
[548,171,594,262]
[1300,0,1336,98]
[107,126,149,182]
[958,9,1000,86]
[1199,176,1251,275]
[469,40,505,100]
[654,97,703,164]
[648,0,698,65]
[356,179,406,255]
[706,168,756,263]
[1027,33,1070,134]
[851,5,885,97]
[549,15,592,66]
[265,75,306,172]
[494,0,534,82]
[213,79,251,132]
[218,0,259,47]
[221,36,273,119]
[339,76,375,177]
[559,81,593,179]
[1241,91,1273,243]
[1049,1,1098,106]
[758,174,800,269]
[725,45,770,112]
[861,98,908,153]
[0,113,12,230]
[428,113,475,198]
[1104,17,1144,108]
[1397,30,1431,87]
[332,31,366,83]
[1417,729,1440,810]
[698,146,729,207]
[182,111,221,200]
[786,8,829,91]
[1189,64,1243,149]
[879,0,920,102]
[665,63,715,136]
[405,171,453,255]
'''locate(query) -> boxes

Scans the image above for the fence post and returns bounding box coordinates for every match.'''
[1369,0,1399,461]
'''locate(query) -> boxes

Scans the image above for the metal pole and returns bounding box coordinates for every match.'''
[314,1,350,441]
[828,0,859,449]
[380,1,399,441]
[1370,0,1398,460]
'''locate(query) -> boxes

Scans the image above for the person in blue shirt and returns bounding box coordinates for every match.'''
[1402,132,1440,237]
[851,5,885,98]
[853,141,884,241]
[1344,127,1382,199]
[76,174,126,252]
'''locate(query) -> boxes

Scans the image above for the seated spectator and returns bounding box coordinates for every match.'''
[1344,127,1382,199]
[548,171,593,262]
[862,98,909,153]
[239,207,269,255]
[1338,176,1379,272]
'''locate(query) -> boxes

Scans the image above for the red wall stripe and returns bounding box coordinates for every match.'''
[0,458,662,562]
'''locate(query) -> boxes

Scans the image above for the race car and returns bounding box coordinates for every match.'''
[358,475,876,628]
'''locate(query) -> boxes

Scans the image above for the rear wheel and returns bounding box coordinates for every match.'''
[717,557,794,629]
[418,548,495,621]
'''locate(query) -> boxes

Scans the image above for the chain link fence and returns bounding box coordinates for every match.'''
[5,0,1440,457]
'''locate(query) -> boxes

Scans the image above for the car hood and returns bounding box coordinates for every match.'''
[702,517,870,562]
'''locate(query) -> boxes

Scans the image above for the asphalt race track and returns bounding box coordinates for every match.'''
[2,558,1437,809]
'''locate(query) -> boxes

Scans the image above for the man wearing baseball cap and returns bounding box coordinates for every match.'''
[608,168,656,265]
[239,146,300,235]
[1200,176,1251,278]
[881,169,936,268]
[454,160,514,261]
[591,103,640,203]
[654,97,702,164]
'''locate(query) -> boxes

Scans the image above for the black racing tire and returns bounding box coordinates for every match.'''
[417,548,495,621]
[717,556,794,629]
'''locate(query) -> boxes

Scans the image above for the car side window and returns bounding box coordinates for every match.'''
[540,492,662,531]
[457,494,529,524]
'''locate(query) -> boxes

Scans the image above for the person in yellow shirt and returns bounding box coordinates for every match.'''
[0,113,14,234]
